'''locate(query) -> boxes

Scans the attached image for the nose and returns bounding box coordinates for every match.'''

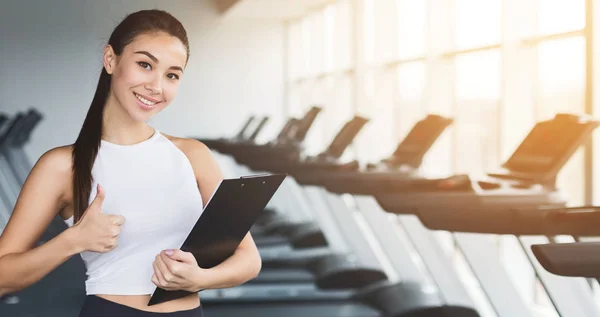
[144,75,163,95]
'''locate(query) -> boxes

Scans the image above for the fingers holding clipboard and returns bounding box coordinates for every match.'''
[148,173,286,306]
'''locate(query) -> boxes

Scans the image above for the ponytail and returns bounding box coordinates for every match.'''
[71,69,111,223]
[70,9,189,223]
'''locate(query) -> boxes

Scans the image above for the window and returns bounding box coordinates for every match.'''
[286,0,592,313]
[454,50,501,173]
[538,36,586,205]
[396,0,426,59]
[355,68,397,162]
[537,0,585,36]
[396,62,426,141]
[455,0,501,50]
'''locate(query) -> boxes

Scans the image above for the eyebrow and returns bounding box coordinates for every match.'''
[134,51,184,73]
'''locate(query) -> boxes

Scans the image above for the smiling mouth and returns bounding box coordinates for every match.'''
[133,92,161,107]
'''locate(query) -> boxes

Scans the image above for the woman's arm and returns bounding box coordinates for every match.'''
[191,232,260,289]
[177,138,262,289]
[0,147,80,295]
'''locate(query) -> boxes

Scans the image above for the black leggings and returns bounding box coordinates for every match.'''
[78,295,203,317]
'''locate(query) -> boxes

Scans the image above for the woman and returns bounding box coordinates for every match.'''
[0,9,261,316]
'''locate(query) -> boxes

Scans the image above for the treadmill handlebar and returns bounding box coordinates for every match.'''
[529,205,600,236]
[420,204,600,236]
[532,242,600,278]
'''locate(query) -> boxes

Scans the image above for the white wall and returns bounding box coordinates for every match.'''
[0,0,285,160]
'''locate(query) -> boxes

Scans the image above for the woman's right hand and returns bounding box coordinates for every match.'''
[71,184,125,253]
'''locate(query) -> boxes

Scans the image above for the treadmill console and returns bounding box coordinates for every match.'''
[275,106,323,145]
[431,175,502,192]
[391,114,453,169]
[248,116,269,141]
[293,105,322,143]
[397,172,544,194]
[233,116,255,141]
[384,114,599,234]
[264,115,369,178]
[348,114,453,174]
[492,113,599,184]
[0,115,8,136]
[275,118,300,144]
[0,113,23,147]
[19,109,43,145]
[322,115,369,159]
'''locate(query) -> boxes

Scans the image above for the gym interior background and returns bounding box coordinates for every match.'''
[2,0,600,316]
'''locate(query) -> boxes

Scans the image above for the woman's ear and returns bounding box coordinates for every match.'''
[103,45,117,75]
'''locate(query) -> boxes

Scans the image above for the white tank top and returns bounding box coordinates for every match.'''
[64,128,204,295]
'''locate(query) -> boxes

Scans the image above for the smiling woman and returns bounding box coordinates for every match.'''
[103,32,187,124]
[0,9,261,317]
[131,50,182,109]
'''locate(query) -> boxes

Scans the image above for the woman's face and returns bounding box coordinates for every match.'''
[104,31,188,123]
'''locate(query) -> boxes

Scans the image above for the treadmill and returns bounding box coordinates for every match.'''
[2,109,43,185]
[210,108,326,245]
[320,114,454,195]
[478,204,600,276]
[199,115,267,153]
[0,113,10,304]
[289,114,484,315]
[373,113,600,317]
[223,106,322,163]
[203,118,479,317]
[0,113,26,203]
[415,200,600,314]
[523,206,600,287]
[214,106,323,229]
[204,115,389,302]
[196,115,255,150]
[0,113,13,224]
[249,116,371,256]
[421,206,600,317]
[0,111,87,317]
[250,115,372,247]
[256,114,453,271]
[247,108,325,241]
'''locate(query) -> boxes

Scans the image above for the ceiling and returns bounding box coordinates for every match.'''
[222,0,337,20]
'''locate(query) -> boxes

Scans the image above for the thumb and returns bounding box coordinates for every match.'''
[88,183,105,211]
[165,249,195,263]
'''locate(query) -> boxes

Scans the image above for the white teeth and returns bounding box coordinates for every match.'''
[134,93,157,106]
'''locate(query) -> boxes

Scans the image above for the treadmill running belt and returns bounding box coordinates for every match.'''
[254,269,314,283]
[202,302,380,317]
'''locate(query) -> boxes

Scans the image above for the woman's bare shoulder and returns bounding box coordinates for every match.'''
[0,145,74,255]
[161,134,211,159]
[35,145,74,176]
[32,145,74,202]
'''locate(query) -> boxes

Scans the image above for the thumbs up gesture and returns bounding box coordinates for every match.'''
[72,184,125,253]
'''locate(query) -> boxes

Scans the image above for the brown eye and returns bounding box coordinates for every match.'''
[167,73,180,80]
[137,61,151,70]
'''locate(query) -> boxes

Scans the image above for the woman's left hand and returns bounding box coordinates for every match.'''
[151,249,207,292]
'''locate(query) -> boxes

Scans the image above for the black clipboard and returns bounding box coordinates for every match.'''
[148,173,286,306]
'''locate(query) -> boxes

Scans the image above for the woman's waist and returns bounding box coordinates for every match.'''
[93,293,200,313]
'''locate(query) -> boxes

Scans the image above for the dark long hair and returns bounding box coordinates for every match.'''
[71,10,190,223]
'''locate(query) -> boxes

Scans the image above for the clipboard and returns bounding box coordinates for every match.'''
[148,173,286,306]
